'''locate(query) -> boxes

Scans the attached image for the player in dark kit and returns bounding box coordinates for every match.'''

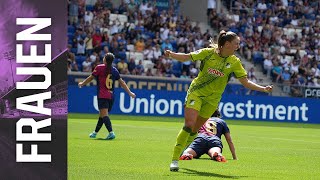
[78,53,136,140]
[179,109,237,162]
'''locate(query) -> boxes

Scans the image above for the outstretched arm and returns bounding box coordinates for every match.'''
[224,133,237,160]
[164,50,191,62]
[239,77,273,93]
[119,78,136,98]
[78,75,94,88]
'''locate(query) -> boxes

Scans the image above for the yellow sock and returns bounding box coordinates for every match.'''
[172,126,191,161]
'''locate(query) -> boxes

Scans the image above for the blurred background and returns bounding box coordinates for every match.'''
[67,0,320,122]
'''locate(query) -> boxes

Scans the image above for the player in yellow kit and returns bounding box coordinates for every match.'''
[165,30,273,171]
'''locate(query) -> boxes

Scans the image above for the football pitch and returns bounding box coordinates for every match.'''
[68,114,320,179]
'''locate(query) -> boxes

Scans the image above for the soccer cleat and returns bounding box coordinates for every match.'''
[211,152,220,161]
[106,132,115,140]
[220,155,227,162]
[89,132,97,138]
[179,153,193,160]
[212,152,227,162]
[170,160,179,171]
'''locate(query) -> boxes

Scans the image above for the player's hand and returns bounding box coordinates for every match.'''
[263,85,273,93]
[164,50,172,58]
[129,92,136,98]
[78,82,84,88]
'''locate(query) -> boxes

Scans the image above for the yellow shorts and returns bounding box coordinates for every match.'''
[184,93,220,118]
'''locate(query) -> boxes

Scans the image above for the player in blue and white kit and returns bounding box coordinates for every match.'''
[180,109,237,162]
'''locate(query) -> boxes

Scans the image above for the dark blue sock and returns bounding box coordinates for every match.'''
[103,116,113,132]
[94,117,103,133]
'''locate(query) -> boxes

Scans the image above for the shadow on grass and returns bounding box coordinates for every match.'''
[180,168,247,179]
[195,157,211,160]
[190,157,237,162]
[94,138,116,141]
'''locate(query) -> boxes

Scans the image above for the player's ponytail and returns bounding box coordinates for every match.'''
[217,30,237,49]
[209,37,218,48]
[104,53,114,75]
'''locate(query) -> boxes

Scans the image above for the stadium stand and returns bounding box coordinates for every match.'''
[67,0,319,98]
[67,0,209,79]
[208,0,320,97]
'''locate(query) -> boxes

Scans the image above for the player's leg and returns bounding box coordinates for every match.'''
[186,101,216,146]
[185,115,207,146]
[196,101,218,132]
[208,147,221,158]
[171,110,198,170]
[89,98,107,138]
[89,116,103,138]
[100,108,110,131]
[170,94,202,171]
[184,115,206,143]
[180,148,196,160]
[208,147,226,162]
[180,135,206,160]
[192,115,208,132]
[172,108,198,159]
[182,95,205,149]
[103,99,115,140]
[170,108,198,171]
[208,138,226,162]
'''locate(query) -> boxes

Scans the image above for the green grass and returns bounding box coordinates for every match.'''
[68,114,320,180]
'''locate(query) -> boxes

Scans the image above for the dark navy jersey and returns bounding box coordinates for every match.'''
[198,117,230,139]
[92,65,120,99]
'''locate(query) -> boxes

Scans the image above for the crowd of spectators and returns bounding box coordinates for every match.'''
[208,0,320,96]
[67,0,215,79]
[68,0,320,97]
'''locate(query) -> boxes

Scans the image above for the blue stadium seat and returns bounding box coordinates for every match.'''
[68,25,76,33]
[77,63,83,71]
[101,41,110,49]
[86,5,94,11]
[240,26,246,34]
[114,58,120,64]
[68,33,74,40]
[117,51,127,61]
[75,56,82,64]
[252,52,264,65]
[305,14,316,20]
[68,39,73,45]
[81,34,87,39]
[80,56,86,62]
[71,48,77,54]
[288,1,295,6]
[171,41,178,52]
[75,56,86,64]
[149,32,155,39]
[229,27,238,33]
[172,61,182,77]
